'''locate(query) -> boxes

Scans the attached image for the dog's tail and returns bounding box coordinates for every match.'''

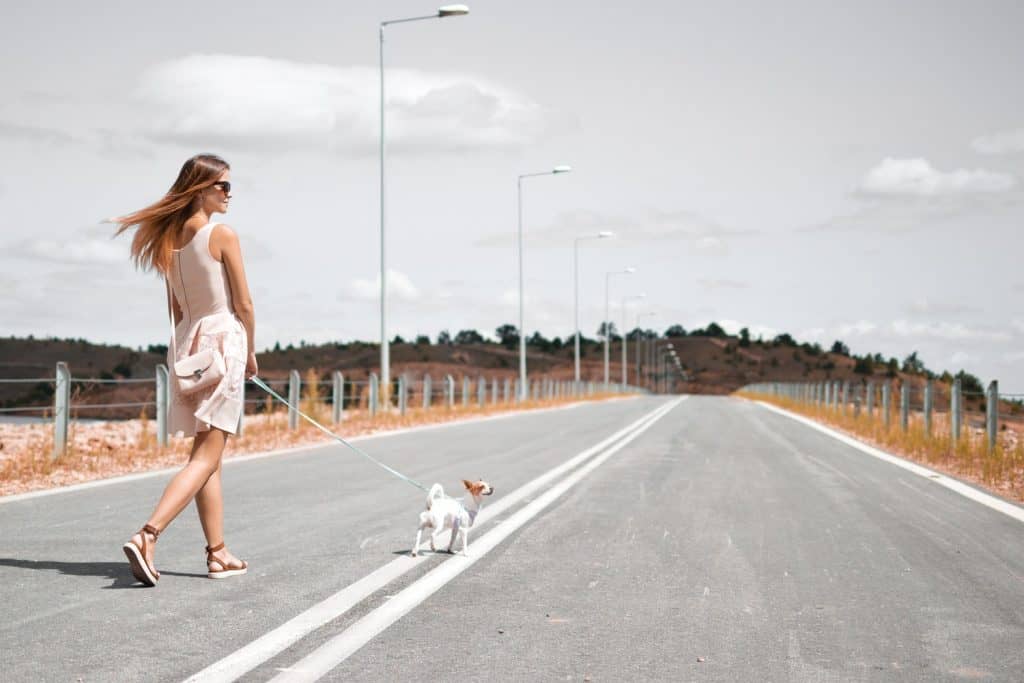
[426,483,444,509]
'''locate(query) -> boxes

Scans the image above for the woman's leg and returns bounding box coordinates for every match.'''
[128,429,228,569]
[149,428,227,529]
[195,438,246,570]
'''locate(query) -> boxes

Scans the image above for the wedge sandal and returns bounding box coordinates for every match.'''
[206,542,248,579]
[122,524,160,587]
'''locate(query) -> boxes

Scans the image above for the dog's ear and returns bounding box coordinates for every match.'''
[462,479,473,490]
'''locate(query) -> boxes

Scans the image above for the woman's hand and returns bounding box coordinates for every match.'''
[246,351,258,379]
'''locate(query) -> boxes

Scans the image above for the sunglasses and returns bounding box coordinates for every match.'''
[212,181,232,194]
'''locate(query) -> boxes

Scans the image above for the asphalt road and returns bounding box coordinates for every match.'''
[1,396,1023,682]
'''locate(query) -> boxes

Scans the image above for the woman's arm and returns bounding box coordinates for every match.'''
[212,225,257,357]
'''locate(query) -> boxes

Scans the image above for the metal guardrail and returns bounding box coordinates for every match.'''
[741,377,1017,454]
[3,363,643,459]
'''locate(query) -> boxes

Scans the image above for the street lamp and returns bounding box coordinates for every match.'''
[379,5,469,407]
[517,165,571,400]
[634,310,656,388]
[620,293,646,387]
[603,267,635,388]
[573,230,613,384]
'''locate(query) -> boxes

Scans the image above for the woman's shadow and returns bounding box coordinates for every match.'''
[0,557,206,589]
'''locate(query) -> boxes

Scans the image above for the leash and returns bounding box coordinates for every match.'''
[250,376,431,494]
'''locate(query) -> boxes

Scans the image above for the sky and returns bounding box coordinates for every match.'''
[1,1,1022,391]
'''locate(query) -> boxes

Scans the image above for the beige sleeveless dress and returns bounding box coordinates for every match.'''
[166,222,247,437]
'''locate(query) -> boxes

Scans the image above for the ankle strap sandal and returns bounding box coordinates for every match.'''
[122,524,161,587]
[205,541,249,580]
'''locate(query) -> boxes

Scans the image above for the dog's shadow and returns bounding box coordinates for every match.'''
[389,549,456,556]
[0,557,206,589]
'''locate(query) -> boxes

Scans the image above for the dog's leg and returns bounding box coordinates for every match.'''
[447,519,459,554]
[461,528,470,557]
[411,527,424,557]
[429,528,437,553]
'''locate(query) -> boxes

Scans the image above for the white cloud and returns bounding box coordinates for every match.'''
[474,208,753,249]
[950,351,975,366]
[137,54,560,153]
[345,269,419,302]
[836,320,877,337]
[889,319,1010,342]
[798,327,827,341]
[972,128,1024,155]
[859,158,1015,197]
[904,298,978,316]
[697,278,749,291]
[7,234,124,266]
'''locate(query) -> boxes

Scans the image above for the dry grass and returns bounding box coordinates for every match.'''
[0,391,628,497]
[737,392,1024,504]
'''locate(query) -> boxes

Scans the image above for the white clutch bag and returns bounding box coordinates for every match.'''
[173,348,225,395]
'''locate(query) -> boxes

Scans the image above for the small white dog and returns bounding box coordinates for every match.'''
[411,479,494,557]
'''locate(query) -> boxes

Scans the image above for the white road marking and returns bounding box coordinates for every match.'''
[754,400,1024,525]
[268,398,683,682]
[183,398,681,683]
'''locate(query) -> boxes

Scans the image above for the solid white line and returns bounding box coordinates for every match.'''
[182,397,680,683]
[0,396,636,505]
[753,400,1024,524]
[269,397,685,682]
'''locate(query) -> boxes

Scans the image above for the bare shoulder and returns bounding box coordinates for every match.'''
[209,224,240,261]
[211,223,239,244]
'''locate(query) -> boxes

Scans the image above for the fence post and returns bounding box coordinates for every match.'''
[422,374,431,410]
[288,370,300,430]
[156,364,169,447]
[398,375,407,416]
[987,380,998,453]
[841,381,850,416]
[51,362,71,459]
[491,377,499,404]
[332,371,344,424]
[866,381,875,418]
[513,379,521,403]
[900,381,909,432]
[369,373,379,418]
[951,377,962,442]
[882,381,891,429]
[462,376,470,407]
[445,374,454,410]
[923,379,933,435]
[503,377,511,403]
[477,376,486,407]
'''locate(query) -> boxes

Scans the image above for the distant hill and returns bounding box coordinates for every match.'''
[0,328,983,418]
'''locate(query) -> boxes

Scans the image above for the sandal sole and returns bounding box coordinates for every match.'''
[122,542,158,587]
[208,567,248,579]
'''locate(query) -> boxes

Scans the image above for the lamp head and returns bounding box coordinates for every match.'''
[552,165,572,174]
[438,4,469,17]
[624,267,636,274]
[598,231,614,238]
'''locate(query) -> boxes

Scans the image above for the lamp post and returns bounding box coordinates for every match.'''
[603,267,635,388]
[635,311,656,388]
[573,231,613,384]
[620,293,646,387]
[379,4,469,408]
[517,165,571,400]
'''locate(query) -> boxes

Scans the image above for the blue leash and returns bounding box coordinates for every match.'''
[250,376,430,493]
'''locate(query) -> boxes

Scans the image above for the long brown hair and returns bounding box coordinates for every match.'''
[115,154,230,275]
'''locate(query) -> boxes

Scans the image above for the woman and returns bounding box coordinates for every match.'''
[115,154,257,586]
